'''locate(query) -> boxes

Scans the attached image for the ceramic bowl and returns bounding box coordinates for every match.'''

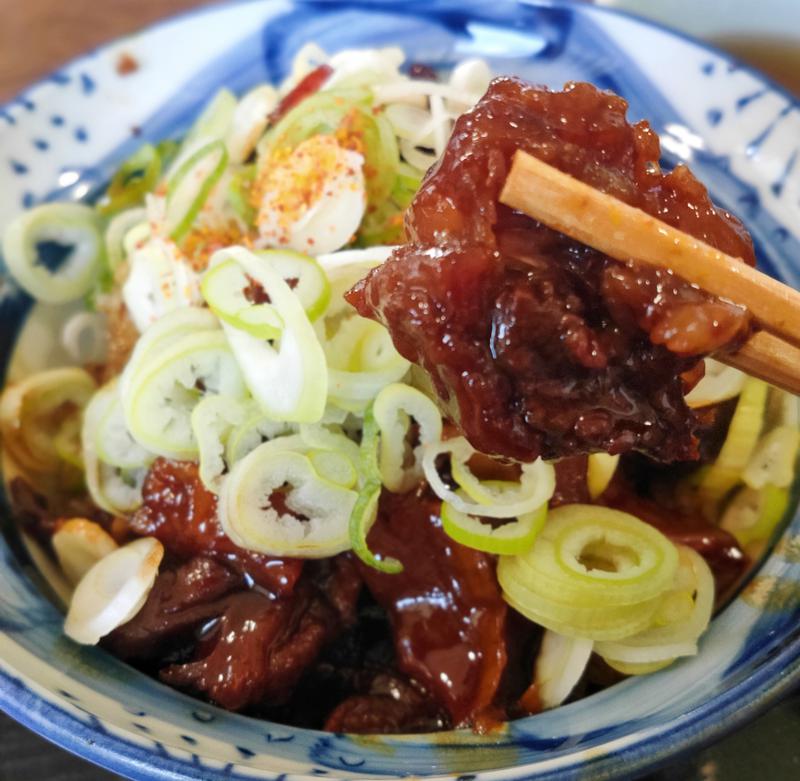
[2,2,800,779]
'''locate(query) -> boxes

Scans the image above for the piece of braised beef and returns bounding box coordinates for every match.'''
[325,672,448,734]
[358,485,509,728]
[161,556,361,711]
[347,78,754,464]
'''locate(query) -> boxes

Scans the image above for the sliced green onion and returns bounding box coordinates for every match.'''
[259,88,398,213]
[119,306,220,400]
[299,422,361,481]
[179,88,237,156]
[104,207,148,272]
[123,330,247,459]
[226,85,278,164]
[595,546,714,669]
[164,139,228,242]
[3,203,105,303]
[721,483,790,547]
[347,406,401,573]
[82,382,148,515]
[423,436,555,519]
[97,144,161,216]
[697,377,768,516]
[309,449,358,488]
[220,445,357,557]
[212,247,328,423]
[497,504,679,641]
[587,453,619,500]
[685,358,746,409]
[225,411,295,465]
[227,164,256,225]
[533,630,593,709]
[190,394,250,492]
[52,518,119,587]
[0,367,96,473]
[201,258,283,340]
[64,537,163,645]
[441,500,546,556]
[372,382,442,492]
[742,425,800,490]
[255,250,331,321]
[95,385,153,469]
[356,161,420,246]
[121,237,202,332]
[53,415,84,470]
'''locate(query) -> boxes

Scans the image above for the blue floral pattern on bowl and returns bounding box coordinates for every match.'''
[1,2,800,780]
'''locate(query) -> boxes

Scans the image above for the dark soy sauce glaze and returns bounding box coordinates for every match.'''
[348,78,755,464]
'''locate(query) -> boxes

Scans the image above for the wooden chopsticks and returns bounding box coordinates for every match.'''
[499,149,800,395]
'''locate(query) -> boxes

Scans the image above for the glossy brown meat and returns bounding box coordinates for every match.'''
[161,556,361,711]
[348,79,754,463]
[358,486,508,728]
[552,455,590,506]
[110,554,361,712]
[130,458,303,596]
[105,556,241,660]
[325,673,447,734]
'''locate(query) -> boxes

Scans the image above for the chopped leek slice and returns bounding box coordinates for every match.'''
[220,445,357,557]
[309,449,358,489]
[697,377,768,516]
[123,330,247,459]
[3,203,105,303]
[201,258,283,340]
[225,412,295,465]
[179,88,237,155]
[497,505,679,640]
[259,88,399,214]
[721,483,790,547]
[121,238,202,332]
[373,382,442,492]
[255,250,331,322]
[98,144,161,216]
[347,407,401,573]
[595,546,714,668]
[104,207,147,271]
[226,85,278,165]
[64,537,163,645]
[587,453,619,500]
[82,382,148,515]
[685,358,746,408]
[742,425,800,490]
[227,164,257,225]
[211,247,328,423]
[164,139,228,242]
[191,394,250,492]
[52,518,118,586]
[0,367,96,473]
[52,415,84,470]
[95,386,153,469]
[533,631,593,709]
[119,306,219,401]
[441,500,546,556]
[299,422,361,484]
[423,436,555,519]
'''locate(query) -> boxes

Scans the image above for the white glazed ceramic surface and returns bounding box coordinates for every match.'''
[1,2,799,781]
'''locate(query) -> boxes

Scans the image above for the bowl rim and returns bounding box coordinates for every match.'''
[1,1,800,780]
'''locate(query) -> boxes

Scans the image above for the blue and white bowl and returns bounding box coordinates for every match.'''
[1,2,799,779]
